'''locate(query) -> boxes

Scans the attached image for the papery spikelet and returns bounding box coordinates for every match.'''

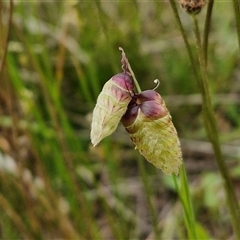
[91,73,134,146]
[180,0,206,14]
[122,90,182,175]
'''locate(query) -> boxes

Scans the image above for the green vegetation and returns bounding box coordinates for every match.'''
[0,1,240,239]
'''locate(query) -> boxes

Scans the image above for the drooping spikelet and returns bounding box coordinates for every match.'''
[91,73,134,146]
[121,90,182,175]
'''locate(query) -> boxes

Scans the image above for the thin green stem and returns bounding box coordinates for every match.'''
[168,2,199,239]
[192,15,240,239]
[168,0,201,87]
[180,166,197,239]
[203,0,214,65]
[232,0,240,51]
[173,166,197,239]
[169,1,240,238]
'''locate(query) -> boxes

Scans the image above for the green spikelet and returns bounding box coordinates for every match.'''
[122,90,182,175]
[91,73,134,146]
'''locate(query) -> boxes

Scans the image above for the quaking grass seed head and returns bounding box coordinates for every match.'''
[180,0,206,14]
[122,90,182,175]
[90,72,134,146]
[90,47,135,147]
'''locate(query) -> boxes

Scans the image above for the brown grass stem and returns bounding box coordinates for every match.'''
[0,193,34,239]
[0,0,13,77]
[12,22,98,240]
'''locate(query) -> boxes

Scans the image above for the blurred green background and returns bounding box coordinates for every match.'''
[0,1,240,239]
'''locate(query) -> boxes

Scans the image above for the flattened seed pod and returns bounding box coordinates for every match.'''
[91,73,134,146]
[122,90,182,175]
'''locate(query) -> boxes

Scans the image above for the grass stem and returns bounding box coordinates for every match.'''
[173,166,197,239]
[192,15,240,239]
[169,1,240,238]
[232,0,240,51]
[168,0,200,86]
[203,0,214,64]
[0,0,13,77]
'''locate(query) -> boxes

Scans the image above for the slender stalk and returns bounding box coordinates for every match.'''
[173,166,197,239]
[203,0,214,64]
[181,166,197,239]
[168,0,201,87]
[167,2,199,239]
[169,1,240,238]
[192,15,240,239]
[232,0,240,51]
[0,0,13,77]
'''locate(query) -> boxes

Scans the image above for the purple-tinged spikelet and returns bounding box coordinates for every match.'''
[122,90,182,175]
[91,73,134,146]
